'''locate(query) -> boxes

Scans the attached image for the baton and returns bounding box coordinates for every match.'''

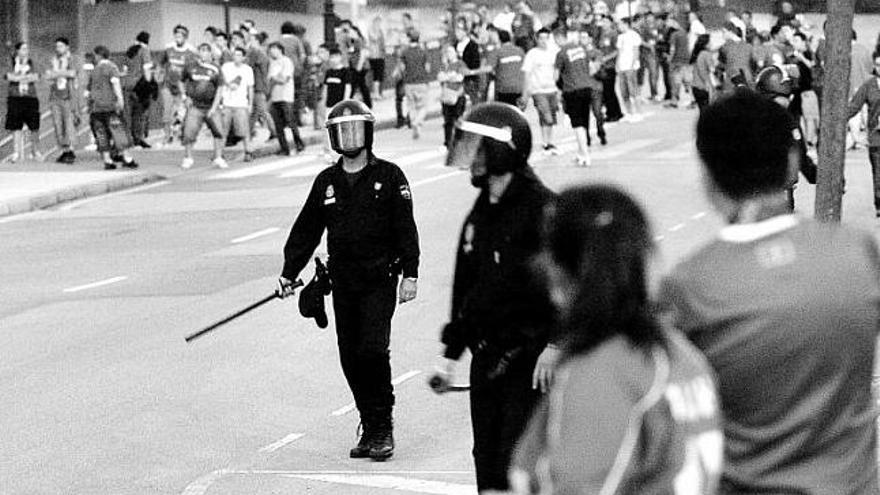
[185,280,304,343]
[428,374,471,393]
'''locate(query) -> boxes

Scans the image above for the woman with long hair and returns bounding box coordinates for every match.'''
[4,42,43,161]
[690,31,720,112]
[509,184,723,494]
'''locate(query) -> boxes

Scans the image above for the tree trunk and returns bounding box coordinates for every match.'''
[814,0,855,222]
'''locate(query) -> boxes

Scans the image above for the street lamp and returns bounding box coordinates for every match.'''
[223,0,230,37]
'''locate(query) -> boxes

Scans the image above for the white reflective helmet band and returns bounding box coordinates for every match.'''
[458,121,514,147]
[325,114,376,127]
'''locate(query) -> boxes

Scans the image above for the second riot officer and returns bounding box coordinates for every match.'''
[431,102,559,492]
[277,99,420,461]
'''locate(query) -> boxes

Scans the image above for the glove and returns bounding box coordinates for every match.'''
[275,276,297,299]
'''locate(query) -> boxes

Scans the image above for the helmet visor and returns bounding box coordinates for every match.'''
[445,121,514,172]
[326,115,372,153]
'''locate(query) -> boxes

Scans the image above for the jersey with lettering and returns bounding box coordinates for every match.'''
[491,43,525,94]
[660,216,880,495]
[555,42,594,92]
[512,330,723,495]
[182,60,220,110]
[161,45,197,94]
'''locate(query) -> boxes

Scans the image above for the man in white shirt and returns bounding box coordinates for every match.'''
[267,41,304,155]
[521,28,560,154]
[616,18,643,121]
[220,46,255,161]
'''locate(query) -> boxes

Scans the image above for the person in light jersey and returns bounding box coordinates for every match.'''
[521,28,561,155]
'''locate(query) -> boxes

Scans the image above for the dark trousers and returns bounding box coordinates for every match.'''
[442,97,467,148]
[495,92,521,106]
[469,350,539,492]
[395,79,406,125]
[464,77,481,105]
[586,87,606,143]
[601,69,623,120]
[269,101,304,153]
[638,50,659,98]
[124,90,150,143]
[870,146,880,212]
[350,68,373,108]
[293,74,305,126]
[693,87,710,113]
[332,278,397,417]
[658,55,673,99]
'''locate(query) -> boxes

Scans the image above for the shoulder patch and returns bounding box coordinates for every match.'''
[326,185,335,198]
[791,128,802,141]
[399,184,412,200]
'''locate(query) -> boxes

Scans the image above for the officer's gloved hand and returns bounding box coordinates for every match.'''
[428,357,456,394]
[275,276,297,299]
[398,277,418,304]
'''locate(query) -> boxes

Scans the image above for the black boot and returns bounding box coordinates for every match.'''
[349,417,374,458]
[369,413,394,461]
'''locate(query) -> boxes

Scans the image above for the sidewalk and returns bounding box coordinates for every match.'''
[0,86,441,219]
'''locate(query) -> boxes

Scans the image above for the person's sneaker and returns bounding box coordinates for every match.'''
[64,151,76,164]
[875,210,880,218]
[121,159,139,169]
[350,423,374,459]
[181,157,194,169]
[575,154,592,167]
[295,142,306,153]
[104,162,117,170]
[243,152,255,162]
[56,152,69,163]
[600,135,608,146]
[212,156,229,169]
[136,139,152,149]
[546,144,561,156]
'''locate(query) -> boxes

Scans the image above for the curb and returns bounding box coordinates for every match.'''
[0,172,165,219]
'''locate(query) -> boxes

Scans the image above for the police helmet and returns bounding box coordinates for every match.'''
[446,102,532,187]
[325,99,375,157]
[755,65,793,99]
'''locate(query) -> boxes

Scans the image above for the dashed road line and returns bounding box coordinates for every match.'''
[63,276,128,293]
[691,212,707,220]
[282,473,476,494]
[258,432,305,453]
[230,227,280,244]
[592,138,663,159]
[214,155,316,179]
[654,235,666,242]
[412,171,464,187]
[669,223,686,232]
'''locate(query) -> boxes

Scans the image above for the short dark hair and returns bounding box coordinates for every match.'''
[402,12,412,20]
[55,37,70,46]
[231,30,245,40]
[498,29,511,43]
[793,31,808,42]
[281,21,295,35]
[136,31,151,44]
[93,45,111,59]
[173,24,189,37]
[256,31,268,44]
[232,46,247,56]
[267,41,284,53]
[197,42,212,51]
[328,47,342,56]
[770,24,782,37]
[216,31,228,40]
[204,26,218,36]
[696,91,794,200]
[536,27,551,36]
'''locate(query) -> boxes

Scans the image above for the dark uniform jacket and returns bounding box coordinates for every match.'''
[282,154,420,291]
[442,168,555,361]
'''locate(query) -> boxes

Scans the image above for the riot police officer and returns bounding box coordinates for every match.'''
[277,99,420,461]
[431,102,558,492]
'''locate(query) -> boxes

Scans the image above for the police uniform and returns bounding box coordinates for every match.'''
[280,100,419,460]
[441,103,556,492]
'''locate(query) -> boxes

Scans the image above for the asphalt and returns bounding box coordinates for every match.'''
[0,87,441,219]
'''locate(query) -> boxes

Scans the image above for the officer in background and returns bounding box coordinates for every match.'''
[432,102,558,493]
[277,99,420,461]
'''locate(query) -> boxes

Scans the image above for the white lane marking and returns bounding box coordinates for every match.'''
[592,138,662,159]
[214,155,316,179]
[396,149,446,166]
[412,171,464,187]
[63,276,127,293]
[391,369,422,385]
[691,212,707,220]
[654,235,665,242]
[258,432,305,453]
[232,470,473,475]
[669,223,685,232]
[231,227,280,244]
[332,370,422,417]
[279,162,332,178]
[653,141,694,160]
[56,180,169,211]
[180,469,234,495]
[283,474,477,494]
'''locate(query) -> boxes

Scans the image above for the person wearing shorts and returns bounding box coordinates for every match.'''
[159,25,197,145]
[220,46,255,162]
[489,30,525,107]
[616,18,644,121]
[46,37,80,164]
[400,30,431,139]
[180,43,225,169]
[522,28,560,154]
[555,28,599,166]
[4,41,42,162]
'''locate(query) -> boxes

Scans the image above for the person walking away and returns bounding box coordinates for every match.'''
[553,28,595,166]
[46,37,80,164]
[660,90,880,495]
[512,1,540,52]
[437,45,467,150]
[121,31,155,148]
[340,21,372,109]
[309,44,329,130]
[158,25,197,146]
[456,20,483,106]
[235,31,275,142]
[596,15,624,121]
[267,42,305,156]
[522,28,561,154]
[5,42,42,162]
[718,23,754,92]
[846,53,880,217]
[367,16,387,100]
[292,24,312,126]
[488,30,525,107]
[655,12,674,102]
[219,46,255,162]
[278,99,419,462]
[690,33,718,112]
[848,31,874,150]
[637,11,661,101]
[435,102,558,493]
[616,18,644,121]
[179,43,225,169]
[279,21,306,126]
[323,47,352,160]
[666,19,692,108]
[510,184,723,495]
[578,29,609,145]
[400,30,431,140]
[86,45,139,170]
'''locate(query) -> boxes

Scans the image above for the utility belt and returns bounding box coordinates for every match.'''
[326,256,401,287]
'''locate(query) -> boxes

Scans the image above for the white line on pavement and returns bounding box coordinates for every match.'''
[332,370,422,417]
[396,149,446,167]
[56,180,170,211]
[593,138,662,160]
[63,276,128,293]
[180,469,234,495]
[654,235,666,242]
[278,162,332,178]
[230,227,280,244]
[330,402,357,417]
[283,473,477,495]
[412,171,464,187]
[229,470,474,475]
[669,223,685,232]
[691,212,707,220]
[258,432,305,453]
[214,155,316,179]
